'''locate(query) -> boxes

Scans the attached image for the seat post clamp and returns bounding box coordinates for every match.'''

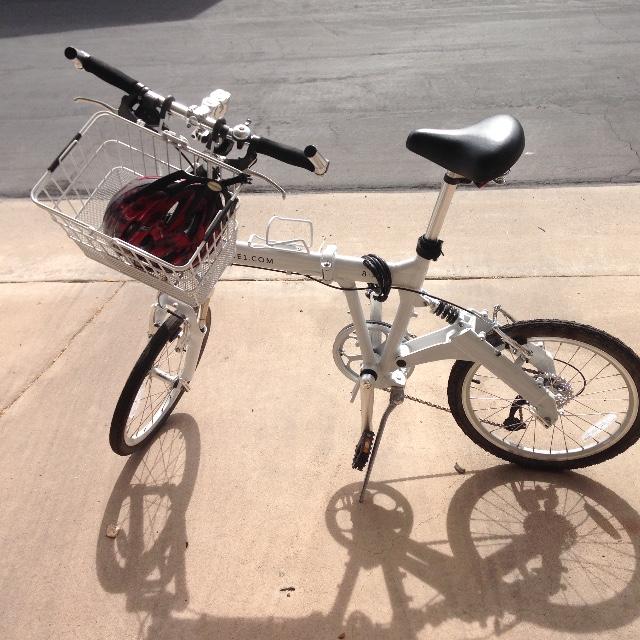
[443,174,472,185]
[416,236,444,261]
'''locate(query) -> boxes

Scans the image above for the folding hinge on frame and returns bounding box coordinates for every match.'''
[321,244,337,281]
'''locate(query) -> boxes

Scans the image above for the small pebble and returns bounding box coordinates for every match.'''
[454,462,466,475]
[105,524,120,538]
[338,633,346,639]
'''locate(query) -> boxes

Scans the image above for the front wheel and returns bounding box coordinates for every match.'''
[447,320,640,469]
[110,309,211,456]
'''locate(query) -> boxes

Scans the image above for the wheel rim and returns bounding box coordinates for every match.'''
[461,335,639,461]
[124,332,187,446]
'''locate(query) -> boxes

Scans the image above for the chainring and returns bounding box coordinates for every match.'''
[332,321,415,383]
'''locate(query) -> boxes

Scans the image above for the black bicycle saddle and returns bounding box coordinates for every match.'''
[406,115,525,184]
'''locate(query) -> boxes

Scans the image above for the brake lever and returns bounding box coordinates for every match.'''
[73,96,117,113]
[244,167,287,199]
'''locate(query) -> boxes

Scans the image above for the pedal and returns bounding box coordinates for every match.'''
[352,430,376,471]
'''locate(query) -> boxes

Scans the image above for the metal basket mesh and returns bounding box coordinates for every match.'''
[31,111,240,306]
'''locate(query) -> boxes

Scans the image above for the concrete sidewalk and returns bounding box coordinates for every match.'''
[2,185,640,640]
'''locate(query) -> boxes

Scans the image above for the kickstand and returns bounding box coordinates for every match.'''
[359,387,404,503]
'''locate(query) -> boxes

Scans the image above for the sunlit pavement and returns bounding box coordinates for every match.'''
[2,186,640,639]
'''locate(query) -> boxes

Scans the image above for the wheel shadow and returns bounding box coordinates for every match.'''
[0,1,222,38]
[96,413,200,635]
[336,467,640,636]
[97,448,640,638]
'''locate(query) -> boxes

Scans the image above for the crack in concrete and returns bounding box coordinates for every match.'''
[603,108,640,182]
[592,9,632,43]
[0,282,125,417]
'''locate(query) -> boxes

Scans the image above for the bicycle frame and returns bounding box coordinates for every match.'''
[157,172,559,440]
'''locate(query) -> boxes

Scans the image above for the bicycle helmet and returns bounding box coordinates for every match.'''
[102,170,227,266]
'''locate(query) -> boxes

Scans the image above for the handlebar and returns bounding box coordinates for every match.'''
[251,136,315,173]
[64,47,146,97]
[64,46,329,176]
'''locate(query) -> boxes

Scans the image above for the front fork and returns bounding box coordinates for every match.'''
[147,293,210,389]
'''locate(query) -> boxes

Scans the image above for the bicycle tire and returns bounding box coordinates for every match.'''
[110,308,211,456]
[447,320,640,469]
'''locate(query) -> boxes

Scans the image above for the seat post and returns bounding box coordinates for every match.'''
[425,172,462,240]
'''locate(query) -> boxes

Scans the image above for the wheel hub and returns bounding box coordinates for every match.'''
[544,374,575,408]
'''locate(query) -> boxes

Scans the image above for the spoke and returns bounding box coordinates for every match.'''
[579,386,629,397]
[552,340,563,360]
[565,352,598,384]
[489,424,508,434]
[562,411,615,438]
[592,373,623,381]
[583,360,614,386]
[471,387,515,403]
[560,415,597,447]
[127,381,171,434]
[571,396,628,418]
[564,411,621,416]
[477,405,512,413]
[532,411,537,450]
[136,378,153,431]
[479,403,512,424]
[557,345,582,377]
[559,415,570,452]
[515,415,535,448]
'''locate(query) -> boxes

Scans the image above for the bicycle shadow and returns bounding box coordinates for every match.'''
[338,468,640,636]
[96,441,640,639]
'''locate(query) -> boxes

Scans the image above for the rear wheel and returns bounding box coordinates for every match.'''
[110,309,211,456]
[447,320,640,469]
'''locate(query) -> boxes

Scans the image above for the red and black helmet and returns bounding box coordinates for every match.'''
[102,170,228,266]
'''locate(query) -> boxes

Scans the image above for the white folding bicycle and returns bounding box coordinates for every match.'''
[32,48,640,499]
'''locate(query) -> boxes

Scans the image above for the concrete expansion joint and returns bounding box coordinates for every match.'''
[0,282,125,418]
[222,273,640,284]
[0,278,128,284]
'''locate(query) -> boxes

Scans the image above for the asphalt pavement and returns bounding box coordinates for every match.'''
[1,0,639,195]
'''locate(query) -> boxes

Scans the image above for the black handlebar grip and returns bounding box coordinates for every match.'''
[251,136,315,172]
[64,47,146,97]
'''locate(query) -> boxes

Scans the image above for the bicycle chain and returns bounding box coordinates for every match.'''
[382,389,505,429]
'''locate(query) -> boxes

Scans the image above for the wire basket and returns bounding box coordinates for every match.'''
[31,111,241,306]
